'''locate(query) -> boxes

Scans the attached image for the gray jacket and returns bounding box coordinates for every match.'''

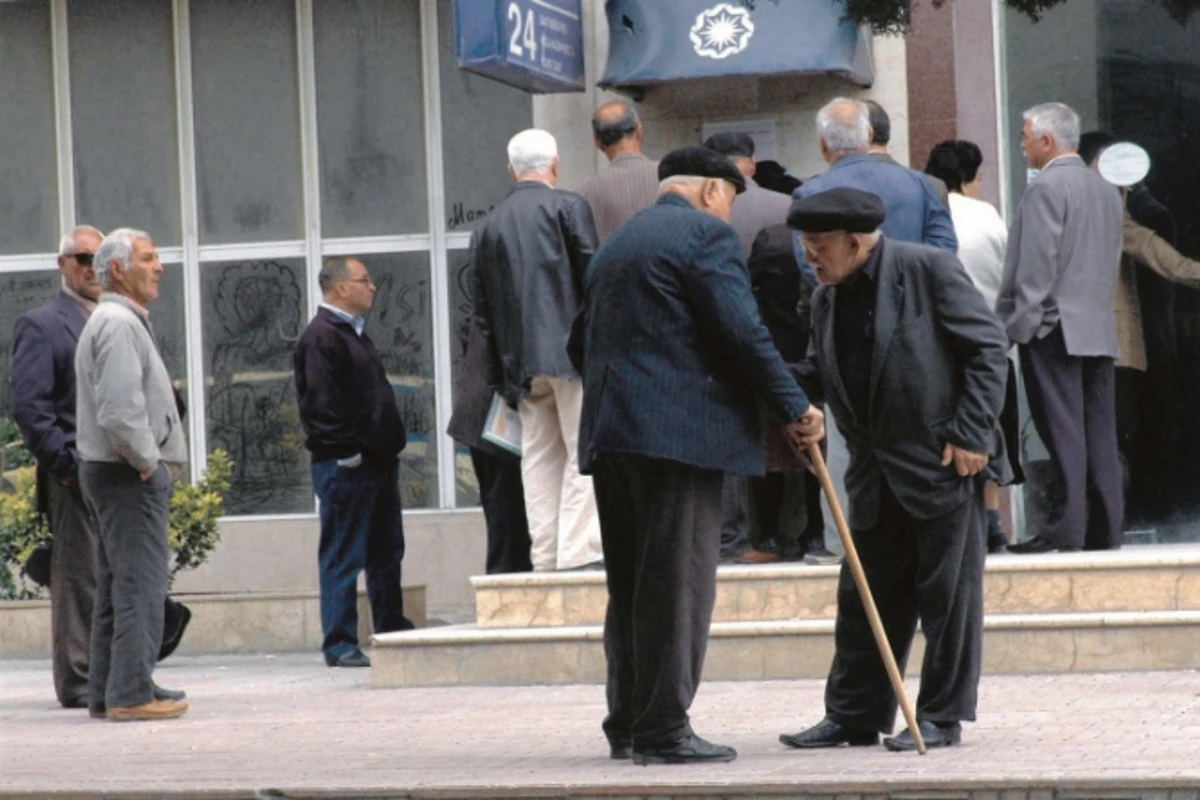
[75,292,186,473]
[728,178,791,260]
[995,154,1123,356]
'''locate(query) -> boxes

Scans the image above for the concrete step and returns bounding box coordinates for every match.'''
[473,545,1200,627]
[370,608,1200,687]
[0,586,425,659]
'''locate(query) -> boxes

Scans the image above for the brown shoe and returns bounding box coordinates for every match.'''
[735,547,779,564]
[106,699,188,721]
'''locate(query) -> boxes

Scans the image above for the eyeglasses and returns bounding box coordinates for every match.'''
[67,252,94,266]
[345,277,373,286]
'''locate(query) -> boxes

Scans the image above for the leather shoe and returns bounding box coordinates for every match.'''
[62,695,88,710]
[106,698,188,722]
[158,601,192,662]
[90,683,187,717]
[883,720,961,752]
[609,738,631,760]
[1007,535,1078,554]
[632,733,737,765]
[328,649,371,668]
[779,718,878,749]
[735,547,779,564]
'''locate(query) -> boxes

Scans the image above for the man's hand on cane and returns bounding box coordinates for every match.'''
[784,405,825,448]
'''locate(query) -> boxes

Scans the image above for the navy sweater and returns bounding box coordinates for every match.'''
[293,308,406,466]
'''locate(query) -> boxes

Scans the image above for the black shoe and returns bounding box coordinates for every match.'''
[1007,536,1078,554]
[62,695,88,709]
[802,547,842,566]
[327,649,371,668]
[158,601,192,662]
[883,720,961,752]
[631,734,737,765]
[89,683,187,716]
[779,718,878,749]
[609,738,632,760]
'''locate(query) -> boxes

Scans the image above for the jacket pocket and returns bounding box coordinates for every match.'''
[157,414,175,449]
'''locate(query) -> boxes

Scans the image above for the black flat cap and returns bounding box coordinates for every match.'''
[787,187,885,233]
[702,131,755,159]
[658,146,747,194]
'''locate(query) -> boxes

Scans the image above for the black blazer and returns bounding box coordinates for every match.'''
[795,237,1010,529]
[446,314,518,462]
[576,193,810,477]
[748,223,811,363]
[12,292,88,481]
[471,181,598,406]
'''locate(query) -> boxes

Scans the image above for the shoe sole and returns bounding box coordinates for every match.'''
[778,734,879,749]
[106,706,188,722]
[632,752,737,765]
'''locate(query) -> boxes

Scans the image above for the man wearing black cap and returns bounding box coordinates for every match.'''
[574,146,825,765]
[778,187,1008,752]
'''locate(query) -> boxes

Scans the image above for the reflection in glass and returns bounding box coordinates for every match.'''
[68,0,181,245]
[191,0,303,244]
[0,4,57,255]
[359,252,439,509]
[201,259,311,515]
[437,0,532,234]
[313,0,428,237]
[0,271,61,420]
[447,247,481,507]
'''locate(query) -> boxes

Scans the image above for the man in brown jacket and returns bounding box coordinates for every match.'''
[576,102,659,243]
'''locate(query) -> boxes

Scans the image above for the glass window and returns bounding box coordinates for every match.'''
[447,246,480,506]
[437,0,533,234]
[0,3,58,255]
[0,271,62,422]
[360,252,439,509]
[190,0,303,244]
[68,0,181,245]
[313,0,429,238]
[1005,0,1200,544]
[151,262,188,386]
[201,258,310,515]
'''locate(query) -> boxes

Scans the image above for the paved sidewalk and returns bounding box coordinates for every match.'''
[2,654,1200,798]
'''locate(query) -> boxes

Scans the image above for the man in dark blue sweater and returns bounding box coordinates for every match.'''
[294,257,414,668]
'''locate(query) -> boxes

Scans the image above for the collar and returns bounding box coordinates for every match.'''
[1043,153,1082,170]
[61,285,97,315]
[829,152,875,170]
[99,291,149,319]
[510,179,554,193]
[319,302,365,337]
[656,192,695,210]
[611,152,650,167]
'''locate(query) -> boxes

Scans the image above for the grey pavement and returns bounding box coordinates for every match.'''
[2,654,1200,798]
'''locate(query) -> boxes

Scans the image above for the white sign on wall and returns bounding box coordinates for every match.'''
[700,118,778,162]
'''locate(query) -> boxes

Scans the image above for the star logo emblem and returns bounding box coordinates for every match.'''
[690,3,755,60]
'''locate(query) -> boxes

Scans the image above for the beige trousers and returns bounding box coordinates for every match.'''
[517,377,602,571]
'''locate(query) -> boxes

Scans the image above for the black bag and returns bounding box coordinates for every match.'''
[23,540,52,587]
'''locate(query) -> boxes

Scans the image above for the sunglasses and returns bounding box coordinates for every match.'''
[67,252,95,266]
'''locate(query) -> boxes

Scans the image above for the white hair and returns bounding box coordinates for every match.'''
[1023,102,1081,151]
[94,227,152,289]
[58,225,103,257]
[507,128,558,176]
[816,98,871,157]
[658,175,707,194]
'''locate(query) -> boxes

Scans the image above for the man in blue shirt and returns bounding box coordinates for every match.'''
[793,97,957,282]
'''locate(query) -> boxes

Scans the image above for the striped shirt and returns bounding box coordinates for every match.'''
[575,153,660,242]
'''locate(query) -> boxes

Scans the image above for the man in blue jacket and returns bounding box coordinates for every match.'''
[575,147,825,765]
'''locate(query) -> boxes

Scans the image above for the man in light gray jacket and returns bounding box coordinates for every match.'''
[996,102,1124,554]
[75,228,189,721]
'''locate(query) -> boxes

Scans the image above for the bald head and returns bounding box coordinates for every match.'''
[816,98,871,164]
[592,101,642,159]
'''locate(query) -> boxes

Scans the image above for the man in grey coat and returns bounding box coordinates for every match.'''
[576,102,660,243]
[75,228,189,721]
[779,188,1009,752]
[996,102,1124,553]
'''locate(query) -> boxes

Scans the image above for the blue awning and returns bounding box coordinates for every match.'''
[454,0,586,94]
[599,0,873,92]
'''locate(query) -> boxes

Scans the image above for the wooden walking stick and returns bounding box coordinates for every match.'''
[807,442,926,755]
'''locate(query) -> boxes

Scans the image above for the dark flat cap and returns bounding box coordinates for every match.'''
[658,146,747,194]
[703,131,756,158]
[787,187,885,233]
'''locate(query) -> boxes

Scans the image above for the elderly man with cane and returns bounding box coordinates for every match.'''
[779,187,1010,752]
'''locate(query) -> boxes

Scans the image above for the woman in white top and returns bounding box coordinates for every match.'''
[925,140,1024,554]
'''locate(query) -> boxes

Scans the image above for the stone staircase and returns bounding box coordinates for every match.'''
[370,545,1200,687]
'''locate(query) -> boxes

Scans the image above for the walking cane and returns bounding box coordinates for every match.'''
[807,442,927,755]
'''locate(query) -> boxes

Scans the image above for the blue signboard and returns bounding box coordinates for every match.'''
[600,0,873,92]
[454,0,586,94]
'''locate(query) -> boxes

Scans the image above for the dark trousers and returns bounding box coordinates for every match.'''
[592,456,723,748]
[469,448,532,574]
[45,477,97,706]
[825,481,985,733]
[749,471,824,558]
[718,475,751,557]
[312,459,413,662]
[1020,328,1124,549]
[79,462,171,711]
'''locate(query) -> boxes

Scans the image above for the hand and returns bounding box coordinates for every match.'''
[784,405,825,449]
[140,468,156,482]
[941,443,988,477]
